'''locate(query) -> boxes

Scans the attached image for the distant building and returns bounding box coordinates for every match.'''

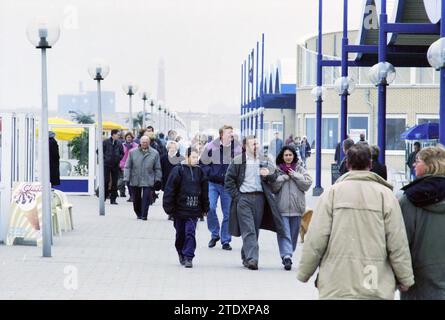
[58,90,116,117]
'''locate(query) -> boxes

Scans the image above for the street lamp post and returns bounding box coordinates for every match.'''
[164,108,168,133]
[149,98,155,126]
[88,60,110,217]
[334,76,356,159]
[427,36,445,144]
[139,91,149,130]
[27,17,60,257]
[123,83,139,133]
[157,101,163,132]
[368,62,396,164]
[311,86,326,197]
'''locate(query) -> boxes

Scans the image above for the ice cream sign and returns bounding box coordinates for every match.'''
[6,182,43,246]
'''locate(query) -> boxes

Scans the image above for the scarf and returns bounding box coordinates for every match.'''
[279,162,296,174]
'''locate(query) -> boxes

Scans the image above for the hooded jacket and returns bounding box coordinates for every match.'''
[162,163,210,219]
[399,175,445,300]
[297,170,414,300]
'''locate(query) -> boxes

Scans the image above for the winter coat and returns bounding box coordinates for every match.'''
[163,163,210,219]
[399,175,445,300]
[299,141,311,159]
[224,153,286,237]
[103,138,124,168]
[160,153,185,191]
[270,165,312,216]
[297,170,414,300]
[124,147,162,187]
[371,159,387,180]
[200,138,242,185]
[49,137,60,186]
[119,142,138,171]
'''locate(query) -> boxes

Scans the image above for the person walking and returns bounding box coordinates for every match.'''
[124,136,162,220]
[103,129,124,204]
[338,138,355,176]
[224,135,286,270]
[49,131,60,187]
[119,132,138,202]
[399,145,445,300]
[163,147,209,268]
[299,136,311,168]
[269,132,283,160]
[285,134,294,146]
[161,141,185,221]
[297,144,414,299]
[200,125,242,251]
[370,145,387,180]
[270,146,312,271]
[406,141,421,181]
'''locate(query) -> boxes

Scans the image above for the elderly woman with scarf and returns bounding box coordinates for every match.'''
[399,145,445,300]
[270,146,312,271]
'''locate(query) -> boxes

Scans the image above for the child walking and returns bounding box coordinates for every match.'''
[163,147,209,268]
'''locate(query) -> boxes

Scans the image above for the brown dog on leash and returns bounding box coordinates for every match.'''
[300,209,313,243]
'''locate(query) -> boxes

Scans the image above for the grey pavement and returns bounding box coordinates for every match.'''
[0,169,406,300]
[0,192,319,300]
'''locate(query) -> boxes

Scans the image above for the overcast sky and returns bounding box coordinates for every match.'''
[0,0,364,115]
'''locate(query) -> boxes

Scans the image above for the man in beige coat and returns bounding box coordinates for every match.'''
[297,144,414,299]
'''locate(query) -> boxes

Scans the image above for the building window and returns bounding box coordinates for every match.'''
[386,117,406,150]
[393,67,411,85]
[416,68,434,84]
[272,122,284,140]
[304,116,338,150]
[417,116,439,125]
[305,116,316,149]
[322,117,338,149]
[348,116,369,142]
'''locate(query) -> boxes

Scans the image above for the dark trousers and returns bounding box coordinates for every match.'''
[104,165,120,202]
[132,186,152,218]
[117,169,126,195]
[174,217,198,260]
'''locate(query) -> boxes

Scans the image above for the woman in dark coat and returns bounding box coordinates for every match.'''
[399,145,445,300]
[49,131,60,186]
[370,145,387,180]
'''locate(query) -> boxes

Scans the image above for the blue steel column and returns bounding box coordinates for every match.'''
[377,0,388,164]
[244,60,247,136]
[250,49,254,135]
[441,1,445,144]
[340,0,349,161]
[313,0,324,196]
[241,63,244,136]
[247,54,251,135]
[255,41,259,138]
[260,33,265,146]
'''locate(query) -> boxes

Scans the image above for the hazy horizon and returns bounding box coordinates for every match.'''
[0,0,363,115]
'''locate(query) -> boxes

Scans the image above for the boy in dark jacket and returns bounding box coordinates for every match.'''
[163,147,209,268]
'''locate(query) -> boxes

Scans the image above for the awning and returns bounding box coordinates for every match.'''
[401,122,439,140]
[101,121,128,130]
[46,118,84,141]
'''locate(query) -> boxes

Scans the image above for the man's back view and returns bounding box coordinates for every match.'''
[297,144,414,299]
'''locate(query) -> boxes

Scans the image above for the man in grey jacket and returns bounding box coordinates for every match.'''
[124,136,162,220]
[225,135,285,270]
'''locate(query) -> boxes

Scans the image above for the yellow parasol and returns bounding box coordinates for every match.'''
[40,118,85,141]
[101,121,128,130]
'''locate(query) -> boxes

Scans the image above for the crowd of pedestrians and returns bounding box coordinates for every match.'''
[96,123,444,299]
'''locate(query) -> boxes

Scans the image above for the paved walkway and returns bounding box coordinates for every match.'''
[0,169,406,300]
[0,192,319,300]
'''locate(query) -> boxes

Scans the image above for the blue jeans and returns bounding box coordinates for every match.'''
[277,216,301,259]
[207,182,232,244]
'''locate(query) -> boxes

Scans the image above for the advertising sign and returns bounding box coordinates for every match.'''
[6,182,43,246]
